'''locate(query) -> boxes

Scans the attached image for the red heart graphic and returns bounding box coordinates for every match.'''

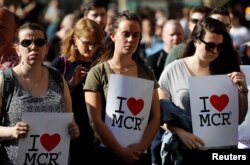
[210,94,229,112]
[127,97,144,116]
[40,133,61,152]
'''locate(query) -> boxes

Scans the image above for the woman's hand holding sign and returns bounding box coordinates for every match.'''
[13,122,30,139]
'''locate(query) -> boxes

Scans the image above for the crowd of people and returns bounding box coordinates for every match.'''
[0,0,250,164]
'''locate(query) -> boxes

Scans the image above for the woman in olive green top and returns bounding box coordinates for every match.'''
[84,11,160,165]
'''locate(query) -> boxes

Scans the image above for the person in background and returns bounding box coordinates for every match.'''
[0,22,80,165]
[0,7,19,70]
[14,0,45,25]
[44,0,64,41]
[179,6,191,40]
[46,13,78,64]
[165,6,233,67]
[165,6,211,66]
[187,6,211,37]
[145,19,185,81]
[209,6,232,32]
[82,0,108,32]
[52,18,105,165]
[138,7,164,63]
[239,41,250,65]
[154,8,167,42]
[229,9,250,50]
[84,10,160,165]
[146,19,185,165]
[105,3,117,35]
[158,17,248,164]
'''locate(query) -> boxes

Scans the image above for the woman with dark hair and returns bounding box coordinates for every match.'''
[0,23,80,165]
[84,10,160,165]
[158,17,248,163]
[182,17,241,74]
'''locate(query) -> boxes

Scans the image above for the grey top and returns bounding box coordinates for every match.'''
[1,69,65,165]
[159,59,191,115]
[159,59,237,149]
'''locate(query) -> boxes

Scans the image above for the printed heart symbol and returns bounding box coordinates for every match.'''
[210,94,229,112]
[127,97,144,116]
[40,133,61,152]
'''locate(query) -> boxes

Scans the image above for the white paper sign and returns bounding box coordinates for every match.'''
[238,65,250,148]
[189,75,238,148]
[16,112,73,165]
[104,74,154,148]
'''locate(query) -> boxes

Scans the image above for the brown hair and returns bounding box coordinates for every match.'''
[60,18,104,62]
[97,10,142,63]
[14,22,47,43]
[183,17,240,74]
[82,0,108,17]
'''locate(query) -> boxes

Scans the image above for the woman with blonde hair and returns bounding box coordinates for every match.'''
[52,18,105,164]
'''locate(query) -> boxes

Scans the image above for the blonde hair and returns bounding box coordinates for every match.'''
[60,18,104,62]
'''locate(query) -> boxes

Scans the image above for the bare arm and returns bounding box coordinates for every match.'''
[62,76,72,113]
[228,72,248,124]
[158,88,169,100]
[62,76,80,139]
[85,91,124,152]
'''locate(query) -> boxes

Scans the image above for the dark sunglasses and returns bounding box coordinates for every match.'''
[199,38,224,52]
[190,18,200,24]
[19,39,47,47]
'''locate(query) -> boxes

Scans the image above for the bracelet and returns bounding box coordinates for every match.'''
[239,88,249,94]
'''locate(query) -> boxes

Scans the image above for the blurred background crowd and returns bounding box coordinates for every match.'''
[2,0,249,38]
[1,0,250,64]
[1,1,250,164]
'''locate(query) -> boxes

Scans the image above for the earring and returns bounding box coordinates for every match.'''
[74,46,78,50]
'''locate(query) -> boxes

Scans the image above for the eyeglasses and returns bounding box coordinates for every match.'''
[76,36,96,48]
[19,39,47,47]
[190,18,200,24]
[199,38,224,52]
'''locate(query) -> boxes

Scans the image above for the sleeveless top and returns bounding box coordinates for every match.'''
[1,68,65,165]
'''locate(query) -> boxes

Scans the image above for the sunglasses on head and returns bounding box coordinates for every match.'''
[19,39,46,47]
[199,38,224,52]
